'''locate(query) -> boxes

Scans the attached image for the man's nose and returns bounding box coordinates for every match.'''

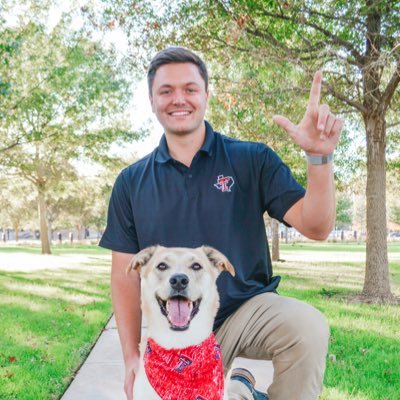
[171,91,186,105]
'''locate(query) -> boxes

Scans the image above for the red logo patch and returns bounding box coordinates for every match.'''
[214,175,234,192]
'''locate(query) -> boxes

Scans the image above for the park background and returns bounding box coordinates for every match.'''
[0,0,399,399]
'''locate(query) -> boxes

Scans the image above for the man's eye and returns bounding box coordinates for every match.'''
[191,263,202,271]
[156,263,168,271]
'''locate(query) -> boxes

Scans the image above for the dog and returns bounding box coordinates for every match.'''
[127,245,235,400]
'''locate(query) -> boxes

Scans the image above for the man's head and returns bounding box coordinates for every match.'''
[147,47,208,96]
[147,47,210,137]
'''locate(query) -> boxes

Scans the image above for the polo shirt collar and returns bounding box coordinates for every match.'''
[155,120,215,163]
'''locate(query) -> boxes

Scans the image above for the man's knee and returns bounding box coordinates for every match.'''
[294,303,330,358]
[258,295,330,359]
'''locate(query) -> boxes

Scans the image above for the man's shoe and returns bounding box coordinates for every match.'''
[230,368,269,400]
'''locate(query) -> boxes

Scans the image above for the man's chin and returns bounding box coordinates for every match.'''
[162,119,205,137]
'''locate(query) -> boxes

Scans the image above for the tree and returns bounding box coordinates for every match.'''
[0,19,142,254]
[336,195,353,230]
[0,177,36,241]
[108,0,400,302]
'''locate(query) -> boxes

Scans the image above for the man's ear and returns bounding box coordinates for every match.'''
[201,246,235,276]
[126,246,158,274]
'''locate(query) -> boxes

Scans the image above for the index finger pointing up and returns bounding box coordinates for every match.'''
[306,70,323,113]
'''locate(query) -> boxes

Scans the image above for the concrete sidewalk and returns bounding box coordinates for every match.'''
[61,316,125,400]
[61,316,274,399]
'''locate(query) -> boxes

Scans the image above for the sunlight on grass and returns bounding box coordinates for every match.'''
[0,295,50,312]
[321,387,370,400]
[0,248,113,400]
[2,282,104,305]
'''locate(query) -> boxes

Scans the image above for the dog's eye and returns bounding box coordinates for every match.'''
[156,263,168,271]
[191,263,202,271]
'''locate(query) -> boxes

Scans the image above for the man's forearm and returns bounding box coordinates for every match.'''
[302,161,336,239]
[284,161,336,240]
[111,256,141,365]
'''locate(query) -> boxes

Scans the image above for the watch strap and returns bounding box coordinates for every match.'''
[305,152,333,165]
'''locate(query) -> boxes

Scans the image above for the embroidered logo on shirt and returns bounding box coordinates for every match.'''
[214,175,234,192]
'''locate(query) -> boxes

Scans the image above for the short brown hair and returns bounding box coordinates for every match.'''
[147,46,208,95]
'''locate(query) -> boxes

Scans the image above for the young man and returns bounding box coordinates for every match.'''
[99,47,342,400]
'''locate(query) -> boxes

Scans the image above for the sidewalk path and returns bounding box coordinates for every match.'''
[61,316,125,400]
[61,316,274,399]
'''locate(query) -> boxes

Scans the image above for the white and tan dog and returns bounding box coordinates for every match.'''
[128,245,235,400]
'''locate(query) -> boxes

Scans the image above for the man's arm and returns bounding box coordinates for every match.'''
[283,161,335,240]
[273,71,342,240]
[111,251,141,400]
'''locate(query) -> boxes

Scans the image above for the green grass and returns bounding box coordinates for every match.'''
[0,244,110,255]
[280,242,400,253]
[275,244,400,400]
[0,246,112,400]
[0,243,399,399]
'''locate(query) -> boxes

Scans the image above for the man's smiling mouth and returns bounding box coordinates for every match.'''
[168,111,192,116]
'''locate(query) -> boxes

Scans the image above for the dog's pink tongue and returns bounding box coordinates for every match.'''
[167,298,193,327]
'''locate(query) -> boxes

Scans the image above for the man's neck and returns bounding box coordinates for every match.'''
[165,122,206,167]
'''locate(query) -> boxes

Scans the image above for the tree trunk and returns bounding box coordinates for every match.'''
[38,187,51,255]
[362,113,392,299]
[271,218,280,262]
[14,223,19,242]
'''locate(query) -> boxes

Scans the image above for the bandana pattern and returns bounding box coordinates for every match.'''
[144,333,224,400]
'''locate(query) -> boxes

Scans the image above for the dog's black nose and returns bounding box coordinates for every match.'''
[169,273,189,291]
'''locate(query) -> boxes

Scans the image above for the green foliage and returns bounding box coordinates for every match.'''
[336,195,353,229]
[105,0,400,168]
[0,8,144,251]
[391,206,400,226]
[0,19,140,160]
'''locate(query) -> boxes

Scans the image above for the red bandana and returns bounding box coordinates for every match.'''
[144,333,224,400]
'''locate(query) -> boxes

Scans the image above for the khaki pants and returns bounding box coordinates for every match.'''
[215,293,330,400]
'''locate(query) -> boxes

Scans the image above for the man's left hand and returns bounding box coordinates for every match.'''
[273,70,343,156]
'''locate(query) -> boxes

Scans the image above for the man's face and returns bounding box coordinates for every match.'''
[150,63,209,137]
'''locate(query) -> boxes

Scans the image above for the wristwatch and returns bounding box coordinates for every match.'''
[305,152,333,165]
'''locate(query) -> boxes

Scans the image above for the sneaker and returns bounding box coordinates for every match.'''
[230,368,269,400]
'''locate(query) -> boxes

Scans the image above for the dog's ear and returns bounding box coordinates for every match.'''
[201,246,235,276]
[126,246,158,274]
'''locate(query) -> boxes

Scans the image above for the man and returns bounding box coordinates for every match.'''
[99,46,342,400]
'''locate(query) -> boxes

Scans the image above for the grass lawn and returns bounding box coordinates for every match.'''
[0,245,112,400]
[277,242,400,400]
[0,242,399,399]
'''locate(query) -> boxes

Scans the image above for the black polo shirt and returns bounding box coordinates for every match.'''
[99,121,305,329]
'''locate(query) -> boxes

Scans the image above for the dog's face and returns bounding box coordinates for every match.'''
[128,246,235,332]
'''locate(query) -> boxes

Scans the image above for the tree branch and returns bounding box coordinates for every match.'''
[0,139,22,153]
[387,120,400,129]
[324,84,368,114]
[381,58,400,112]
[254,8,365,66]
[304,5,366,28]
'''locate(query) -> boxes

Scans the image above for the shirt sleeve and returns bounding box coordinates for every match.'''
[98,171,140,254]
[259,145,305,224]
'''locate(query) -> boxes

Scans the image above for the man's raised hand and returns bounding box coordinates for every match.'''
[272,71,343,156]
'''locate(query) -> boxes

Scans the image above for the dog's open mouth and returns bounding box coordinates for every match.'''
[157,295,201,331]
